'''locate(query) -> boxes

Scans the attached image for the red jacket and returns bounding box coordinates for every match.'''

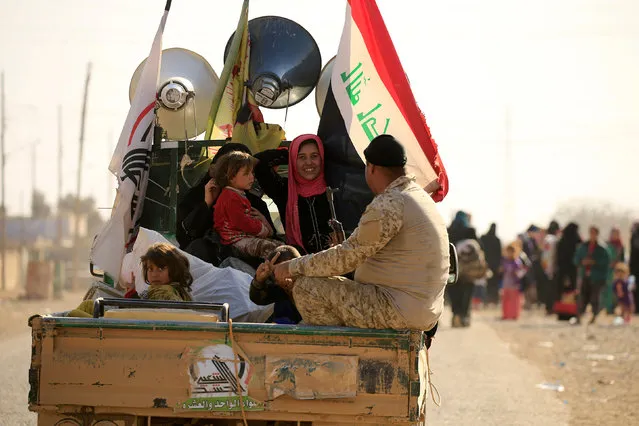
[214,187,264,244]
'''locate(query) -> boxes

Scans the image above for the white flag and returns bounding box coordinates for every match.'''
[91,2,171,280]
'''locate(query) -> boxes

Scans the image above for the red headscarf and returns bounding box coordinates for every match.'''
[608,227,623,250]
[285,134,327,249]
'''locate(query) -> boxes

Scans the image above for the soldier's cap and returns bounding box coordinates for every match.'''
[364,134,407,167]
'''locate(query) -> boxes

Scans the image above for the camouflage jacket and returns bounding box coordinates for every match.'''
[289,175,450,330]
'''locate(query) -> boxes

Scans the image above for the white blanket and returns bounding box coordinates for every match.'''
[121,227,273,322]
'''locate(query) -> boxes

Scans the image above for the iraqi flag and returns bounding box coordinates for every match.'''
[318,0,448,232]
[91,1,171,280]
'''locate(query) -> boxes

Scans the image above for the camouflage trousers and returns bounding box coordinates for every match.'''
[292,276,408,329]
[232,237,282,259]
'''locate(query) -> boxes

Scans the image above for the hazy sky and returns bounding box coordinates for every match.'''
[1,0,638,240]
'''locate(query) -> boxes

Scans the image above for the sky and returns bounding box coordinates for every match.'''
[0,0,638,241]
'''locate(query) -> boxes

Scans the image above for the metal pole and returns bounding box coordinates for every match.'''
[72,63,91,290]
[31,142,36,213]
[504,106,514,240]
[1,71,6,291]
[55,105,63,298]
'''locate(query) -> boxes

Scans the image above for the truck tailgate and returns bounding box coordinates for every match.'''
[29,316,424,424]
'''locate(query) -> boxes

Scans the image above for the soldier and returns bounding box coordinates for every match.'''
[273,134,450,332]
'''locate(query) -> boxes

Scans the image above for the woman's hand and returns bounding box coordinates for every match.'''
[204,179,220,207]
[126,272,136,290]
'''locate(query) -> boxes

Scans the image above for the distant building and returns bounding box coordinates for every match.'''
[1,214,89,294]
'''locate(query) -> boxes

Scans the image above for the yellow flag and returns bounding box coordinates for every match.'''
[205,0,249,140]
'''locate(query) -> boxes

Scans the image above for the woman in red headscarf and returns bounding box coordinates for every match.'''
[254,134,333,254]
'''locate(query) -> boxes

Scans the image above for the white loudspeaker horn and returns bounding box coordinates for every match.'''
[129,47,218,141]
[315,55,336,117]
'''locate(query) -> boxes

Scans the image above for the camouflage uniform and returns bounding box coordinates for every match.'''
[292,276,408,329]
[289,175,450,331]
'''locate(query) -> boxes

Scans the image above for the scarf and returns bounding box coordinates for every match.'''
[285,134,327,250]
[608,227,624,251]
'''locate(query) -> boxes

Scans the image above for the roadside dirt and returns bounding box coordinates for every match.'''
[483,307,639,426]
[0,290,86,339]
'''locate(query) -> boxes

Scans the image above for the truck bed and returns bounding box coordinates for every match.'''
[29,314,427,425]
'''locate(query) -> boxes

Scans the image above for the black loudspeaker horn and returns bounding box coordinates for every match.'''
[129,47,219,140]
[224,16,322,109]
[315,55,336,116]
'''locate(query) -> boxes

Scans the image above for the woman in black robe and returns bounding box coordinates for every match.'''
[175,143,274,265]
[480,223,502,305]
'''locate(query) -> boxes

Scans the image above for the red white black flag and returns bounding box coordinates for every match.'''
[91,1,171,279]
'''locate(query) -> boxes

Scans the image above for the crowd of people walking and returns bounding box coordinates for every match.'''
[448,211,639,327]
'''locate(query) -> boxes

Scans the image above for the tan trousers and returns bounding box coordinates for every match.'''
[292,276,408,329]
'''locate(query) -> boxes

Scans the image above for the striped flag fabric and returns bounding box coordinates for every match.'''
[90,1,171,280]
[319,0,448,230]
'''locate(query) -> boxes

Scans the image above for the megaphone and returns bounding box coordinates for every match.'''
[315,55,336,116]
[129,47,218,140]
[224,16,322,109]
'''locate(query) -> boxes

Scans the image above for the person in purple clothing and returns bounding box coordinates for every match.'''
[500,244,528,320]
[612,263,634,324]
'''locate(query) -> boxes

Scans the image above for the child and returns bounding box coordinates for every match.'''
[500,244,528,320]
[213,151,281,259]
[612,263,634,324]
[472,278,488,310]
[68,243,193,317]
[250,245,302,324]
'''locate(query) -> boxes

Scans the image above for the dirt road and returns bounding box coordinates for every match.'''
[0,291,85,426]
[488,307,639,426]
[427,311,570,425]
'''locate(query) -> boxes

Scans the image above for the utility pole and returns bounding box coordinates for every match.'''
[504,106,515,240]
[55,105,63,298]
[1,71,6,291]
[72,63,91,291]
[31,142,37,210]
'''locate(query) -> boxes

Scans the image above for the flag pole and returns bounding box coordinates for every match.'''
[72,63,91,291]
[205,0,249,139]
[54,105,63,298]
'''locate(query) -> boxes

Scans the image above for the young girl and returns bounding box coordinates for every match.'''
[213,151,281,259]
[135,242,193,301]
[68,243,193,317]
[612,263,634,324]
[500,244,528,320]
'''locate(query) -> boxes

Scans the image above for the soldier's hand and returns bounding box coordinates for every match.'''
[279,277,295,294]
[273,260,293,286]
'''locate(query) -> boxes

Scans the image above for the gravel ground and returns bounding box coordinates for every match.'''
[427,310,570,425]
[0,290,86,426]
[485,306,639,426]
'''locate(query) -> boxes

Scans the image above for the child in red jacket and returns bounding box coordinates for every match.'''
[213,151,281,259]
